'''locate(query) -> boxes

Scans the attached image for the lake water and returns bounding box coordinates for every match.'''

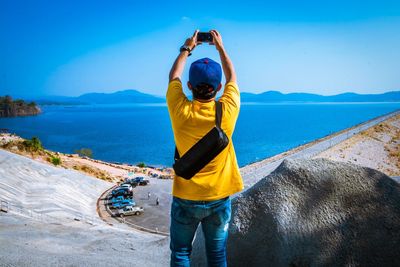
[1,102,399,167]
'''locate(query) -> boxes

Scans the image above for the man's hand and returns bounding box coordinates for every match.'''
[209,30,236,84]
[210,30,224,52]
[169,30,200,82]
[184,30,200,51]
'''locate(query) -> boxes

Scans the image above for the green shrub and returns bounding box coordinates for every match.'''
[51,156,61,165]
[137,162,146,168]
[23,136,43,152]
[74,148,93,158]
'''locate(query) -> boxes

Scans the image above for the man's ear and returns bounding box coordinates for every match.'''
[187,81,193,91]
[217,83,222,92]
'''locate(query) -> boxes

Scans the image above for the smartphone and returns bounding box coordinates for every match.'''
[197,32,213,43]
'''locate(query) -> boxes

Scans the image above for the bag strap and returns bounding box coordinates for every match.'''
[175,101,223,161]
[215,101,222,129]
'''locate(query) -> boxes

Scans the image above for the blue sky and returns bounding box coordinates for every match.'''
[1,0,399,98]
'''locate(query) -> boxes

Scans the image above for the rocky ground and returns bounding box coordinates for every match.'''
[315,113,400,176]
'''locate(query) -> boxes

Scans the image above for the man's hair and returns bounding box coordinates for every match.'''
[192,83,218,100]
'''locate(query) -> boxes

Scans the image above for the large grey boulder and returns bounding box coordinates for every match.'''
[192,158,400,267]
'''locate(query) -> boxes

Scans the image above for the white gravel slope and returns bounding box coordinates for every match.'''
[0,149,169,267]
[0,148,111,221]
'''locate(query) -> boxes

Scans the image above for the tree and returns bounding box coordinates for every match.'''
[15,99,25,106]
[4,95,12,103]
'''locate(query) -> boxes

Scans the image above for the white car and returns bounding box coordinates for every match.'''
[117,206,144,218]
[119,183,133,192]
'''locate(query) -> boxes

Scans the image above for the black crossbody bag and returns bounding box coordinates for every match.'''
[173,101,229,180]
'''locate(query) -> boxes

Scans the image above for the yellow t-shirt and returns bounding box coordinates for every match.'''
[166,80,244,201]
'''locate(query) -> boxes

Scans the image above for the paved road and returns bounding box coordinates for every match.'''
[100,176,172,235]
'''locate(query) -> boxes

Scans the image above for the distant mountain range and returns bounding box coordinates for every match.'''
[31,89,165,105]
[240,90,400,102]
[29,89,400,105]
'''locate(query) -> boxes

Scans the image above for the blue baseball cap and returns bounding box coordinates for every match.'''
[189,58,222,91]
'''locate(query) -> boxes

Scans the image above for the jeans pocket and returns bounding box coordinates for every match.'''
[171,201,197,225]
[210,200,231,226]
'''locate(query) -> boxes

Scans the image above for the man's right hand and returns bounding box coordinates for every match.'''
[184,30,200,52]
[210,30,224,52]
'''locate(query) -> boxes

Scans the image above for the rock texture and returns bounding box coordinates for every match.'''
[192,158,400,267]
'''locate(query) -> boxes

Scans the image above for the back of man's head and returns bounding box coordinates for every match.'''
[189,58,222,100]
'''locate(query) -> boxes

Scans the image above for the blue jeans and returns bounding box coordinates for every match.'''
[170,196,231,267]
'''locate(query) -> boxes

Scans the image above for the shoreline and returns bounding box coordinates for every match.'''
[1,108,399,185]
[239,108,400,189]
[244,108,400,169]
[0,134,174,183]
[314,112,400,176]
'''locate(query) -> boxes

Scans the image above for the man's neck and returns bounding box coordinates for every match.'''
[194,97,215,103]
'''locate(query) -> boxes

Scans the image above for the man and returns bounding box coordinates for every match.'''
[167,30,243,267]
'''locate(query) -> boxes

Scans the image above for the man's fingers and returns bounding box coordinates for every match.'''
[210,30,220,41]
[210,29,219,36]
[192,29,199,38]
[209,31,216,40]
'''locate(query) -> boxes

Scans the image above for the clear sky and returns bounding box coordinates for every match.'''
[1,0,399,98]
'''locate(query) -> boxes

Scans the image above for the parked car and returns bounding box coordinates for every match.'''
[120,183,133,192]
[130,177,150,186]
[138,179,149,186]
[111,187,132,197]
[133,177,145,183]
[125,177,149,186]
[124,178,138,187]
[117,206,144,218]
[111,198,136,210]
[108,195,125,206]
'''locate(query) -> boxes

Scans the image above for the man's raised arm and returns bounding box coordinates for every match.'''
[169,30,199,83]
[210,30,237,84]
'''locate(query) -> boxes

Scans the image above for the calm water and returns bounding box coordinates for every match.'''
[1,102,399,167]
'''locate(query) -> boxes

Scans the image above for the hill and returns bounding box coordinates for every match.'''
[28,89,400,105]
[240,90,400,102]
[32,89,164,105]
[77,89,164,104]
